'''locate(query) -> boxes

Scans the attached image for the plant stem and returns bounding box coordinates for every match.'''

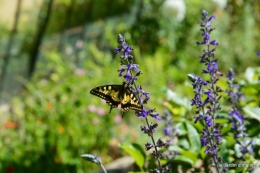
[100,164,107,173]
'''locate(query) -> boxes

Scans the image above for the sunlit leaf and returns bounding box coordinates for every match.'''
[243,107,260,122]
[186,122,201,153]
[174,155,194,165]
[166,89,192,110]
[120,143,146,169]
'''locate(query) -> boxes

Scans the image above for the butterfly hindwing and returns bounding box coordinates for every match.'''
[120,86,143,112]
[90,83,143,113]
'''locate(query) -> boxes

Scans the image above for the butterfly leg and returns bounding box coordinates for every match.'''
[109,106,113,113]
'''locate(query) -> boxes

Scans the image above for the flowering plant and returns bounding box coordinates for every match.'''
[84,9,259,173]
[115,34,170,172]
[188,10,225,173]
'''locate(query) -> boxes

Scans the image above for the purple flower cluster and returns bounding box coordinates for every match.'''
[116,35,140,84]
[115,34,161,120]
[162,110,179,160]
[190,10,225,173]
[115,34,170,172]
[226,68,254,156]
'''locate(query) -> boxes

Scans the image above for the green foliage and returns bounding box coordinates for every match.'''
[121,143,146,171]
[0,49,120,172]
[186,122,201,153]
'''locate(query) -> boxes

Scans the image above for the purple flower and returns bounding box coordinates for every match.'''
[204,33,210,41]
[197,11,216,46]
[115,34,133,59]
[204,90,213,99]
[124,72,132,83]
[229,108,243,125]
[162,110,179,160]
[190,10,224,172]
[164,127,171,136]
[226,68,254,156]
[210,40,218,45]
[204,116,212,127]
[191,94,203,107]
[201,137,207,146]
[226,68,235,81]
[118,68,125,77]
[115,48,120,54]
[136,109,148,118]
[128,64,139,72]
[208,61,218,73]
[150,112,161,121]
[117,63,140,81]
[194,115,202,123]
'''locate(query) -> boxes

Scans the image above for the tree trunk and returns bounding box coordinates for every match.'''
[28,0,54,78]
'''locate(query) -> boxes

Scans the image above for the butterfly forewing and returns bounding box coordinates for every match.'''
[90,85,121,108]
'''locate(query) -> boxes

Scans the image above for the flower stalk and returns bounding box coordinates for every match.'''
[115,34,170,172]
[226,68,254,157]
[189,10,226,173]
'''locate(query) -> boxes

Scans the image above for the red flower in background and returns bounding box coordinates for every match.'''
[4,121,18,129]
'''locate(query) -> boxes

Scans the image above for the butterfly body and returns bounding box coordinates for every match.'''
[90,83,143,113]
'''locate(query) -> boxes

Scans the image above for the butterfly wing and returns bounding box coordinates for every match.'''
[90,85,122,112]
[120,85,143,112]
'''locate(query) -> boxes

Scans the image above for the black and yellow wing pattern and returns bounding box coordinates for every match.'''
[90,83,143,113]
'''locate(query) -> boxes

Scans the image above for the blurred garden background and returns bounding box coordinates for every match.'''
[0,0,260,172]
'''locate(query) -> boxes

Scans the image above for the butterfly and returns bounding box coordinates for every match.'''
[90,82,143,115]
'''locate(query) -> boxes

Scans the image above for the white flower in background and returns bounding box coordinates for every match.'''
[162,0,186,21]
[212,0,228,9]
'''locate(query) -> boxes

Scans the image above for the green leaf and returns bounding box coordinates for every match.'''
[168,145,185,153]
[173,155,194,165]
[244,67,259,83]
[176,122,187,136]
[186,122,201,153]
[169,140,198,164]
[200,146,207,159]
[215,117,229,124]
[243,106,260,122]
[120,143,146,169]
[166,89,192,110]
[221,123,232,135]
[178,138,190,149]
[219,139,229,163]
[224,136,236,147]
[180,150,198,164]
[191,120,204,131]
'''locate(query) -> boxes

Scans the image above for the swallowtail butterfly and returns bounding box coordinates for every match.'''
[90,82,143,114]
